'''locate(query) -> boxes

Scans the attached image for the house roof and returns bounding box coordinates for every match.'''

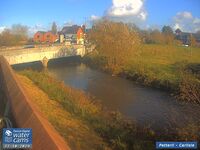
[36,31,58,34]
[193,33,200,40]
[61,25,81,34]
[45,31,57,34]
[181,32,191,36]
[175,28,182,33]
[37,31,46,34]
[179,32,200,39]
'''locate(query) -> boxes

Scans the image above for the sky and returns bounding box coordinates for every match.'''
[0,0,200,35]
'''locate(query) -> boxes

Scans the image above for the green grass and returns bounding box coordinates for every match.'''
[84,44,200,103]
[127,44,199,82]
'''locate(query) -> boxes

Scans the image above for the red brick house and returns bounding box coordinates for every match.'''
[77,27,84,44]
[34,31,58,43]
[33,31,45,43]
[44,32,58,43]
[77,28,83,39]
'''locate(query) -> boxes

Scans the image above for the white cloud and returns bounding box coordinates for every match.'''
[90,15,101,21]
[177,12,192,19]
[172,11,200,33]
[63,20,74,26]
[0,26,6,33]
[108,0,144,16]
[193,18,200,24]
[174,23,181,30]
[138,11,147,21]
[105,0,147,26]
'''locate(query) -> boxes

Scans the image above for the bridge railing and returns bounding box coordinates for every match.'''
[0,55,70,150]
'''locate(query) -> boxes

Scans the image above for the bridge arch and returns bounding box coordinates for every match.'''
[41,56,49,67]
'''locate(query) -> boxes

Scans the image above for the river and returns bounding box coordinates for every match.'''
[13,57,200,130]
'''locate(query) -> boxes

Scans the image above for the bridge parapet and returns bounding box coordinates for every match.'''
[0,45,86,66]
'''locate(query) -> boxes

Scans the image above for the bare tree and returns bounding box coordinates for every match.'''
[88,20,141,74]
[190,34,197,47]
[11,24,28,40]
[51,22,57,34]
[0,24,28,46]
[0,29,13,46]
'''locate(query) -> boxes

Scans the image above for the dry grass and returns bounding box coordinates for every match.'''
[17,74,110,150]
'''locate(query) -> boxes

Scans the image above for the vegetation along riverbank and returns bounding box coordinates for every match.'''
[18,70,200,150]
[84,20,200,104]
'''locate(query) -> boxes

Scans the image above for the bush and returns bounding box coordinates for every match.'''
[178,72,200,104]
[88,20,141,74]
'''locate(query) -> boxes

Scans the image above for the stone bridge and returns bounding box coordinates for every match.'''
[0,44,85,67]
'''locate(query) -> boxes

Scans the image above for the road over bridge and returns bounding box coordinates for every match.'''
[0,44,86,67]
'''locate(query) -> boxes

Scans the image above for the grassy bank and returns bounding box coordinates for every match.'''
[17,74,109,150]
[18,70,200,149]
[84,44,200,104]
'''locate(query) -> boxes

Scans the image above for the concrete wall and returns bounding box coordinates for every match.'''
[0,45,85,65]
[0,56,70,150]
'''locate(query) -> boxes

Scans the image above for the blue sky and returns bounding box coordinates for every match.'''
[0,0,200,34]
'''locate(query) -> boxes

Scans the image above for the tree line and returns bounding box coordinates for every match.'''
[1,21,199,47]
[87,20,200,74]
[0,22,58,47]
[140,26,199,46]
[0,24,28,46]
[140,26,176,45]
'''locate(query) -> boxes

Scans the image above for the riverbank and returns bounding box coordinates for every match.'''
[17,73,110,150]
[18,70,156,149]
[18,70,200,149]
[83,44,200,104]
